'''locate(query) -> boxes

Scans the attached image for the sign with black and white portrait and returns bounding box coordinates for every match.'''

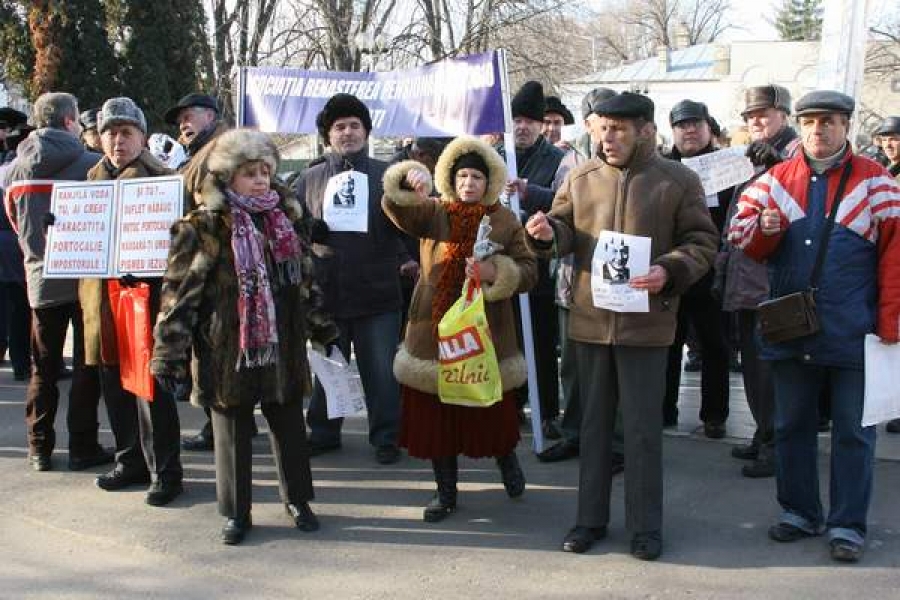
[590,231,651,312]
[322,170,369,232]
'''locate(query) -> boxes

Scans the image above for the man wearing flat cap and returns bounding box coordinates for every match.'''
[873,117,900,182]
[81,97,183,506]
[294,93,409,465]
[164,92,230,452]
[729,90,900,562]
[662,99,732,440]
[504,81,572,440]
[717,85,802,480]
[3,92,111,473]
[526,91,718,560]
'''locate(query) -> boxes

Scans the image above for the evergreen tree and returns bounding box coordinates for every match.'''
[118,0,210,130]
[774,0,824,41]
[0,1,33,95]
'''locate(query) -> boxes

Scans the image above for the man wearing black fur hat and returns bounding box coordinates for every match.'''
[662,100,732,440]
[526,92,717,560]
[294,93,408,465]
[504,81,571,439]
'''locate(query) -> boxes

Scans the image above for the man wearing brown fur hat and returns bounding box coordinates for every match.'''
[294,93,410,465]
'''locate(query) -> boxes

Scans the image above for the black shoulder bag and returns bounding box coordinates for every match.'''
[757,160,852,344]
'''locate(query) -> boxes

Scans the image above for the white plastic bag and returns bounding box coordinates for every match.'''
[862,334,900,427]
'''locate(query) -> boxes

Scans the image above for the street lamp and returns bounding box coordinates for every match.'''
[354,30,390,72]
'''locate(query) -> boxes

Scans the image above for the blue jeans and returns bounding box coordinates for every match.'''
[772,359,875,545]
[306,311,401,448]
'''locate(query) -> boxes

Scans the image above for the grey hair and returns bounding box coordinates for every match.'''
[32,92,80,129]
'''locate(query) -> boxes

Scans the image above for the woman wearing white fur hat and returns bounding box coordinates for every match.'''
[382,135,537,522]
[151,129,338,544]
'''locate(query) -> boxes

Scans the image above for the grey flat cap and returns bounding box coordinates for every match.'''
[98,97,147,134]
[794,90,855,117]
[873,116,900,137]
[581,87,617,120]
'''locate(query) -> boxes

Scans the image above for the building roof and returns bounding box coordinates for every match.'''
[575,43,719,84]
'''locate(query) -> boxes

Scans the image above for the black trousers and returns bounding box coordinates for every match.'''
[576,343,666,533]
[664,286,730,425]
[737,310,774,452]
[0,281,31,375]
[212,401,313,520]
[25,303,102,456]
[100,365,182,482]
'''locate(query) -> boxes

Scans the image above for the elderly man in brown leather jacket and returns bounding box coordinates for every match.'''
[526,92,717,561]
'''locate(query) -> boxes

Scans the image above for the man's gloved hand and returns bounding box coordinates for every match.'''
[41,212,56,232]
[746,141,782,169]
[119,273,139,287]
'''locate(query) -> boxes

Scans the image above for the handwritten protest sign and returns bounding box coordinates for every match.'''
[44,181,117,277]
[115,177,184,275]
[680,146,753,197]
[44,175,183,278]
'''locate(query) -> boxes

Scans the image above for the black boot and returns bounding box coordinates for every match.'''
[423,456,458,523]
[496,452,525,498]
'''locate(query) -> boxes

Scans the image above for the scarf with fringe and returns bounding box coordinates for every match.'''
[431,200,498,333]
[226,188,302,369]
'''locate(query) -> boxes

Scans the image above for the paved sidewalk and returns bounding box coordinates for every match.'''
[1,359,899,599]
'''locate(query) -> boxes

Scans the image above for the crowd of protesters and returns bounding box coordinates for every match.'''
[1,75,899,564]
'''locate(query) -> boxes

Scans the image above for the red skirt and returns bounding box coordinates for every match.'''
[399,385,521,459]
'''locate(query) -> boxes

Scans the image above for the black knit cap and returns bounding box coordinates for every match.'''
[0,107,27,128]
[581,88,617,120]
[316,93,373,142]
[512,81,546,122]
[669,100,709,126]
[593,92,654,122]
[451,152,490,181]
[545,96,574,125]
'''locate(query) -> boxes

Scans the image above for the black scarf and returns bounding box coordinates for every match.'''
[767,125,799,157]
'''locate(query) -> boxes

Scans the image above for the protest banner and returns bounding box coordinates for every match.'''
[44,175,184,278]
[680,146,754,197]
[239,51,505,136]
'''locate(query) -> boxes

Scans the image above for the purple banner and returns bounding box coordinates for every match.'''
[240,51,505,136]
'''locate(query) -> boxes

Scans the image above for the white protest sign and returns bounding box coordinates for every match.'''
[307,347,366,419]
[44,181,117,277]
[44,175,184,278]
[591,231,651,313]
[115,176,183,276]
[681,146,753,197]
[322,171,369,232]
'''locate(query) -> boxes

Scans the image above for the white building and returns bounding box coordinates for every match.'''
[558,41,900,146]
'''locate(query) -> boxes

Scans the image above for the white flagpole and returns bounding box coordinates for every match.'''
[497,49,545,453]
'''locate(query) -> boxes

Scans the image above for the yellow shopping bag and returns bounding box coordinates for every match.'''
[437,271,502,407]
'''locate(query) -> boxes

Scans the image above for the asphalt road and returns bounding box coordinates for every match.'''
[1,371,900,599]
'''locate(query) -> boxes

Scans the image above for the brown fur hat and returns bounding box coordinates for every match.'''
[207,129,279,184]
[433,136,507,206]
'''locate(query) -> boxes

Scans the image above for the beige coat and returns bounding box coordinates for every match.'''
[536,139,717,347]
[382,138,538,394]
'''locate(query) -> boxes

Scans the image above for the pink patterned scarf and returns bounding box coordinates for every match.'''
[226,188,302,370]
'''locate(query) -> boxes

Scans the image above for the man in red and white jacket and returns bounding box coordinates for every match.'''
[729,90,900,563]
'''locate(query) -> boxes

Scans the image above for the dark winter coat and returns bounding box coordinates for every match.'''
[150,178,338,410]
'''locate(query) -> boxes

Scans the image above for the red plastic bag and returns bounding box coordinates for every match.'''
[107,280,155,400]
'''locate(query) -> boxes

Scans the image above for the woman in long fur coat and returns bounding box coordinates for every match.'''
[150,129,338,544]
[382,135,537,522]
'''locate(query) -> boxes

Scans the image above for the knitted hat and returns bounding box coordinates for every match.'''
[451,152,490,181]
[97,97,147,134]
[511,81,546,122]
[208,129,279,183]
[316,93,373,142]
[434,136,507,205]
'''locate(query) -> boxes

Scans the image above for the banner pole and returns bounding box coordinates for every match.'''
[236,66,246,127]
[497,49,544,453]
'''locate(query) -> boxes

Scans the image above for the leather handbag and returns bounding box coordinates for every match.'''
[757,160,852,345]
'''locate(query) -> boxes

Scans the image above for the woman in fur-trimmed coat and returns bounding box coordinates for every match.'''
[382,135,537,522]
[150,129,338,545]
